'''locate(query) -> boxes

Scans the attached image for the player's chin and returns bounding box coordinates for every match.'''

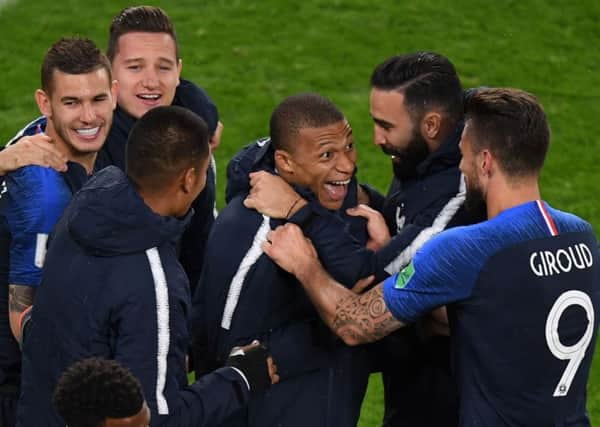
[318,196,344,212]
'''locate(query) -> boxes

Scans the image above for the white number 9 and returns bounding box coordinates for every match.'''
[545,290,594,397]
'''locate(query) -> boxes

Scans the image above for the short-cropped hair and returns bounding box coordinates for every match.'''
[270,93,344,152]
[371,52,463,124]
[41,37,111,96]
[126,105,210,191]
[107,5,178,61]
[464,87,550,177]
[53,358,144,427]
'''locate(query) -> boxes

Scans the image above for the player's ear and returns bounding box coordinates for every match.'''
[274,149,294,174]
[176,58,182,87]
[110,80,119,110]
[181,166,200,194]
[35,89,52,118]
[421,111,442,140]
[480,149,493,178]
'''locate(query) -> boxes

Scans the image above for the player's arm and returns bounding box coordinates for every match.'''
[8,284,35,341]
[0,134,67,175]
[113,274,275,426]
[262,223,404,346]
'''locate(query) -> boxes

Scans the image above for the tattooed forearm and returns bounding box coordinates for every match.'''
[331,284,403,345]
[8,285,34,314]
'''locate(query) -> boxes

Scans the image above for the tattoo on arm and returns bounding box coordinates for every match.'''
[8,285,34,314]
[331,284,402,345]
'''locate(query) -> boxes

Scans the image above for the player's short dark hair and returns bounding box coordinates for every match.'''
[126,105,210,191]
[107,5,179,62]
[270,93,345,152]
[41,37,111,96]
[53,358,144,427]
[371,52,463,124]
[464,87,550,177]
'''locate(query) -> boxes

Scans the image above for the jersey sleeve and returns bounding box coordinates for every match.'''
[5,167,70,287]
[382,227,483,323]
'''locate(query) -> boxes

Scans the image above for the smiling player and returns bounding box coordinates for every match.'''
[0,37,116,427]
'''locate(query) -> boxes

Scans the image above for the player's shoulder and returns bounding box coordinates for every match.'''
[548,205,594,234]
[7,164,61,188]
[6,165,66,212]
[5,116,47,146]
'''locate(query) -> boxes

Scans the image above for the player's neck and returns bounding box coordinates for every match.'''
[44,121,96,174]
[486,176,541,219]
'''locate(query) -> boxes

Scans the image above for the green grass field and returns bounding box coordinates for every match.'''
[1,1,599,425]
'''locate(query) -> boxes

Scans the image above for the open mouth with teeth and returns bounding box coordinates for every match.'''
[324,178,350,202]
[137,94,162,104]
[75,127,100,139]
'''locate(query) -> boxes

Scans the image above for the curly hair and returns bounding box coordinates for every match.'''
[53,358,144,427]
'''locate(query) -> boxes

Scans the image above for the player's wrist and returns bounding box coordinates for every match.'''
[295,256,324,287]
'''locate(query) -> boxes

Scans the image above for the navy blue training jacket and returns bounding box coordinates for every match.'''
[17,167,249,427]
[193,138,379,426]
[95,78,218,290]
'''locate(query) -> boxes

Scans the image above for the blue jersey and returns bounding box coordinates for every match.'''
[383,201,600,426]
[0,116,87,397]
[5,166,71,286]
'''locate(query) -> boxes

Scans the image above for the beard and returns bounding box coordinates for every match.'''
[381,130,429,182]
[464,179,488,220]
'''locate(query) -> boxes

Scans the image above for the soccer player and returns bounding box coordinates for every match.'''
[192,93,375,427]
[263,88,600,426]
[17,106,277,426]
[53,358,151,427]
[96,5,223,289]
[244,52,477,425]
[0,37,116,427]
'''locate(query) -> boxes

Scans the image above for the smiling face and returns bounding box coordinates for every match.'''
[280,119,356,211]
[370,88,429,180]
[111,32,182,119]
[36,67,117,169]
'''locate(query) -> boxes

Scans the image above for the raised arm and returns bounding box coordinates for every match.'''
[0,134,67,175]
[262,223,404,346]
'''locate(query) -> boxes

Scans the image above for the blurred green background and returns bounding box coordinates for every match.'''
[1,1,599,424]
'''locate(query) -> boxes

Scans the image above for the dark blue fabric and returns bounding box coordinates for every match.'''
[194,139,371,426]
[17,167,249,427]
[0,117,88,407]
[5,166,71,286]
[384,201,599,426]
[94,78,218,289]
[376,123,475,427]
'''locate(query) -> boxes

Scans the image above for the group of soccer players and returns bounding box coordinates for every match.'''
[0,4,598,427]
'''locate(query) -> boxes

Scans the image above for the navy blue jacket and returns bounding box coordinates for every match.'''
[377,123,480,427]
[17,167,249,427]
[225,138,397,282]
[193,139,380,426]
[95,78,219,290]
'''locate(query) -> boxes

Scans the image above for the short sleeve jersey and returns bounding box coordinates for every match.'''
[383,201,600,426]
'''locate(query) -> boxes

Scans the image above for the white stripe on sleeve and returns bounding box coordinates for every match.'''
[146,247,170,415]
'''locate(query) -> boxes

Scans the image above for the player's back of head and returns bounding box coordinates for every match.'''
[371,52,463,124]
[107,5,178,61]
[464,87,550,178]
[41,37,112,96]
[125,105,210,193]
[53,358,146,427]
[269,92,344,152]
